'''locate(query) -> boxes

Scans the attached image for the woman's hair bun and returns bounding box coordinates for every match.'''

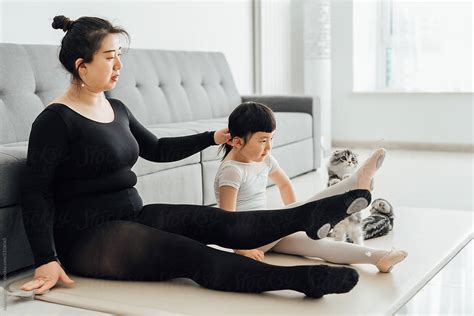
[52,15,75,32]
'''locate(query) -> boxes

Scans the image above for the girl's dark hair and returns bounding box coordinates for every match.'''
[52,15,130,85]
[220,102,276,160]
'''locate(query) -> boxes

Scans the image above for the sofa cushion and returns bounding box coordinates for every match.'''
[0,143,27,207]
[135,164,203,206]
[23,45,71,104]
[158,112,313,162]
[0,44,70,145]
[272,112,313,146]
[106,50,241,125]
[0,205,34,274]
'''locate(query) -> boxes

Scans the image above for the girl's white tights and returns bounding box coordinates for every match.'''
[260,149,407,271]
[288,148,386,208]
[262,232,407,273]
[266,232,387,265]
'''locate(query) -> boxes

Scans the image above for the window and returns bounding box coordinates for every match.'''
[353,0,472,92]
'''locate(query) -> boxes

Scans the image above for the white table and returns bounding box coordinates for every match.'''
[8,207,473,315]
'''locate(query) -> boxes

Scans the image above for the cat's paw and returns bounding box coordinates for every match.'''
[328,179,340,186]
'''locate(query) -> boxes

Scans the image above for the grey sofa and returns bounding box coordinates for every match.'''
[0,43,321,275]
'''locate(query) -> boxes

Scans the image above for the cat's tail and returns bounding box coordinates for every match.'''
[362,215,391,240]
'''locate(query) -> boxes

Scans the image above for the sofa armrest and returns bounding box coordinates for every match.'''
[241,95,322,169]
[241,95,314,115]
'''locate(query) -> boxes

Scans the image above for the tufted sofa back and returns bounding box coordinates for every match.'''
[0,44,241,145]
[0,44,70,144]
[107,49,241,125]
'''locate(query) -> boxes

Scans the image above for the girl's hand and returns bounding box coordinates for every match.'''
[20,261,75,295]
[235,249,265,262]
[214,128,231,145]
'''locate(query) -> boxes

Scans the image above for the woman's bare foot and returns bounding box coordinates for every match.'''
[356,148,386,191]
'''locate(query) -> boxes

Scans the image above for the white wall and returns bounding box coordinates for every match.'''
[331,1,473,148]
[0,0,254,94]
[3,0,471,147]
[259,0,304,95]
[257,0,473,149]
[303,0,332,156]
[0,0,3,42]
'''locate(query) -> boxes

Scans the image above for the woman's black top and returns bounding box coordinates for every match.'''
[20,98,216,267]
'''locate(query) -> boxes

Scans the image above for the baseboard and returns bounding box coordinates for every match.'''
[332,140,474,153]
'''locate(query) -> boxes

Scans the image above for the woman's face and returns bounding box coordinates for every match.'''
[79,33,122,92]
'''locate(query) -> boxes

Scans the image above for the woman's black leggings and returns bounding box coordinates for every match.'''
[55,190,370,297]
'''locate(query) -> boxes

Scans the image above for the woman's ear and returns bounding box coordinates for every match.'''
[75,58,87,77]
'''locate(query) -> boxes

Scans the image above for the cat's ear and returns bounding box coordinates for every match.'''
[349,149,358,157]
[382,199,394,212]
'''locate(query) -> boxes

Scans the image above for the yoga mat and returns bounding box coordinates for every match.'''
[8,207,473,315]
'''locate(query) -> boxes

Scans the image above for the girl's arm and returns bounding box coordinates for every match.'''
[218,186,265,262]
[269,167,297,206]
[218,186,238,212]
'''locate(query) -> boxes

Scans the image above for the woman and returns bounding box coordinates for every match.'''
[19,15,371,298]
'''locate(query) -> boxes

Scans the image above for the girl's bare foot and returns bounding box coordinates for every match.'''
[375,248,408,273]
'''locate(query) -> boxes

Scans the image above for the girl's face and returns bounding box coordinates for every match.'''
[234,131,275,162]
[79,33,122,92]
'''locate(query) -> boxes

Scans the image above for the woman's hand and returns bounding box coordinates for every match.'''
[214,128,231,145]
[235,249,265,262]
[20,261,75,295]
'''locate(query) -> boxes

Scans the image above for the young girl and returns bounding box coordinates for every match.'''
[215,102,407,272]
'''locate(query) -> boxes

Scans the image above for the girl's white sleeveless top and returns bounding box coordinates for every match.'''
[214,154,279,211]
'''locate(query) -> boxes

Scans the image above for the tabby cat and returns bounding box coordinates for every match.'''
[327,149,395,243]
[327,149,359,187]
[327,149,364,244]
[362,198,394,239]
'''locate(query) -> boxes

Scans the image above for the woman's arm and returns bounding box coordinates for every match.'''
[123,102,229,162]
[269,168,297,206]
[20,109,68,268]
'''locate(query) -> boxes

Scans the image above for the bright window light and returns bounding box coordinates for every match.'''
[353,0,472,92]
